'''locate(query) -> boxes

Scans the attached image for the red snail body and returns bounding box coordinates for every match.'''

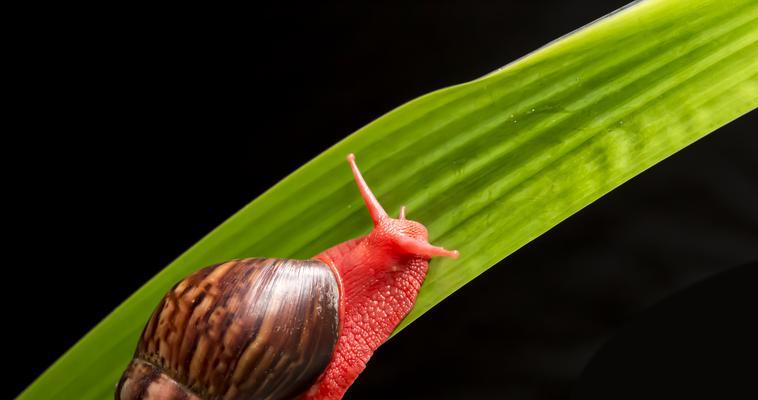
[117,154,459,400]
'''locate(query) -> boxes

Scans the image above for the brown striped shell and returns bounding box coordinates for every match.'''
[116,258,341,400]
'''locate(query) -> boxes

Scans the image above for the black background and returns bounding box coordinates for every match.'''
[7,1,757,399]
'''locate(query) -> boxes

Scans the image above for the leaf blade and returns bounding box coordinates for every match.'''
[21,0,757,398]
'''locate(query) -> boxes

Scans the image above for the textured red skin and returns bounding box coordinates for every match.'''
[301,155,457,400]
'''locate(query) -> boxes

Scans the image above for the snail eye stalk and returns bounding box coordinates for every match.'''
[394,236,460,259]
[347,153,388,226]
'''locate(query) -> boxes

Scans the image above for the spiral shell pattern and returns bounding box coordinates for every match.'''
[116,258,340,400]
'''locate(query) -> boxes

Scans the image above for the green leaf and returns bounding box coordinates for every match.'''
[21,0,757,398]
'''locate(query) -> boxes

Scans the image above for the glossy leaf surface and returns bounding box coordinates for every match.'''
[20,0,757,398]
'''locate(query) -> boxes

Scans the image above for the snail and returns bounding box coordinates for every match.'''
[116,154,459,400]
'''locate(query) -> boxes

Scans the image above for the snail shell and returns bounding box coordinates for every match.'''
[116,258,340,400]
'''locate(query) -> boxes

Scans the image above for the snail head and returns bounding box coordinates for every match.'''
[347,153,459,260]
